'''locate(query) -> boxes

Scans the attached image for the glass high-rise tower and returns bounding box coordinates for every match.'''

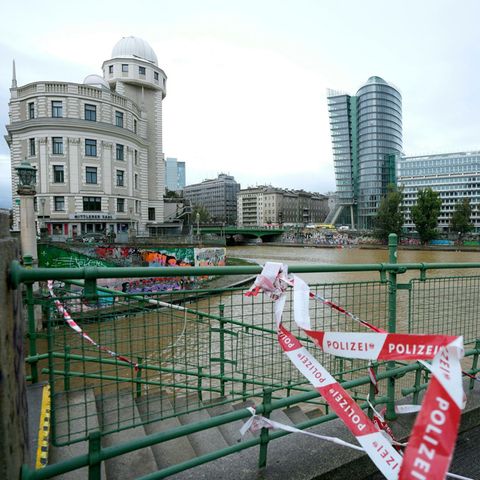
[327,77,402,230]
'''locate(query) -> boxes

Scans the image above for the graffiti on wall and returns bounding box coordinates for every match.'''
[194,247,226,267]
[38,245,116,268]
[39,245,227,294]
[140,248,194,267]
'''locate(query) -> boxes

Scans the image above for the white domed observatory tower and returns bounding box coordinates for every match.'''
[103,36,168,230]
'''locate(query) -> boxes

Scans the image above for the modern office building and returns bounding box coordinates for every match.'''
[237,186,328,227]
[165,157,186,192]
[183,174,240,225]
[327,76,402,230]
[6,36,170,239]
[398,151,480,232]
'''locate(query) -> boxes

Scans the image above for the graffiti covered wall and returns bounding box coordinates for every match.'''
[38,245,116,268]
[194,247,226,267]
[38,244,227,293]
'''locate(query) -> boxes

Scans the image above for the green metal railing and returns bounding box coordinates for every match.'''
[15,234,480,479]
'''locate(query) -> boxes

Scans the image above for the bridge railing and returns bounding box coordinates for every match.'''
[15,234,480,479]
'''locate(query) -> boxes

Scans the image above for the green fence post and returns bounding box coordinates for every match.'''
[88,431,102,480]
[386,233,398,420]
[258,388,273,469]
[64,345,71,391]
[219,304,225,397]
[413,367,422,404]
[26,281,38,384]
[84,267,98,302]
[469,339,480,390]
[197,366,203,402]
[136,357,143,398]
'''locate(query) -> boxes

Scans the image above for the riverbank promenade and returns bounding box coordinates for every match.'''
[3,212,480,479]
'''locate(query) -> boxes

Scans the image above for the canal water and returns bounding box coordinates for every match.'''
[228,244,480,282]
[39,245,480,405]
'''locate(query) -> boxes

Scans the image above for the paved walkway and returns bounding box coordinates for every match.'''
[367,425,480,479]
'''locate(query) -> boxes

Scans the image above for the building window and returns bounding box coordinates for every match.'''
[52,223,63,235]
[139,66,146,75]
[51,100,63,118]
[135,200,140,214]
[85,139,97,157]
[54,196,65,211]
[133,119,137,134]
[116,170,124,187]
[117,198,125,212]
[85,104,96,121]
[53,165,64,183]
[148,207,155,221]
[83,196,101,211]
[108,65,113,74]
[86,166,98,184]
[134,174,138,189]
[134,150,138,165]
[122,64,128,72]
[28,102,35,119]
[154,72,159,81]
[29,138,35,156]
[115,111,124,128]
[52,137,63,155]
[116,144,124,160]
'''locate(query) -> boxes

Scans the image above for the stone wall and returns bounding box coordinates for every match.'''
[0,211,27,478]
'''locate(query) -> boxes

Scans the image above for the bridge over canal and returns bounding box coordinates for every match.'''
[199,226,285,244]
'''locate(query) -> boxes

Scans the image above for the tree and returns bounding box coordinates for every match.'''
[191,204,211,223]
[411,188,442,244]
[164,189,180,198]
[374,184,404,241]
[450,198,473,239]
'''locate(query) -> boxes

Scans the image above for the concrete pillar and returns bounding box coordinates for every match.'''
[0,212,28,478]
[19,193,38,261]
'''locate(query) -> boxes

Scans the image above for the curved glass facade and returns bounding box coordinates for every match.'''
[356,77,402,229]
[328,77,402,230]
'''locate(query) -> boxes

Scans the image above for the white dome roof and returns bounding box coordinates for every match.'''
[111,36,158,65]
[83,74,109,88]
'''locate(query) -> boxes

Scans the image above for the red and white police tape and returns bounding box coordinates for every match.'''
[47,280,138,370]
[245,262,465,480]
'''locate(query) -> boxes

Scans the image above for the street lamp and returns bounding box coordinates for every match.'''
[16,159,37,191]
[196,212,200,237]
[15,158,38,262]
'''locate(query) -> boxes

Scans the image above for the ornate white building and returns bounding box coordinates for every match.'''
[6,36,169,239]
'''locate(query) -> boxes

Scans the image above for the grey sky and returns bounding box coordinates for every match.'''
[2,0,480,208]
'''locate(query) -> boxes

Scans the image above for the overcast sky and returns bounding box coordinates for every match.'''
[2,0,480,208]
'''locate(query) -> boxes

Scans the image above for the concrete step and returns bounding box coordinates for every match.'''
[270,408,294,426]
[99,392,157,480]
[205,399,253,445]
[49,388,106,479]
[283,406,310,425]
[136,394,196,470]
[176,396,229,456]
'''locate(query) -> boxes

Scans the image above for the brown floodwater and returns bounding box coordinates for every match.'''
[33,245,480,404]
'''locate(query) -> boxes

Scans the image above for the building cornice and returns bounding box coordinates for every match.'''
[6,118,149,147]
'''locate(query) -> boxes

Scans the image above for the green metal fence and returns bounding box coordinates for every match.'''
[15,234,480,479]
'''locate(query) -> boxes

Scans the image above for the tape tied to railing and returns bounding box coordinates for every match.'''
[246,262,465,480]
[47,280,138,370]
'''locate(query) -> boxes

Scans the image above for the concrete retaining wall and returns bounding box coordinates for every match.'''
[0,212,28,478]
